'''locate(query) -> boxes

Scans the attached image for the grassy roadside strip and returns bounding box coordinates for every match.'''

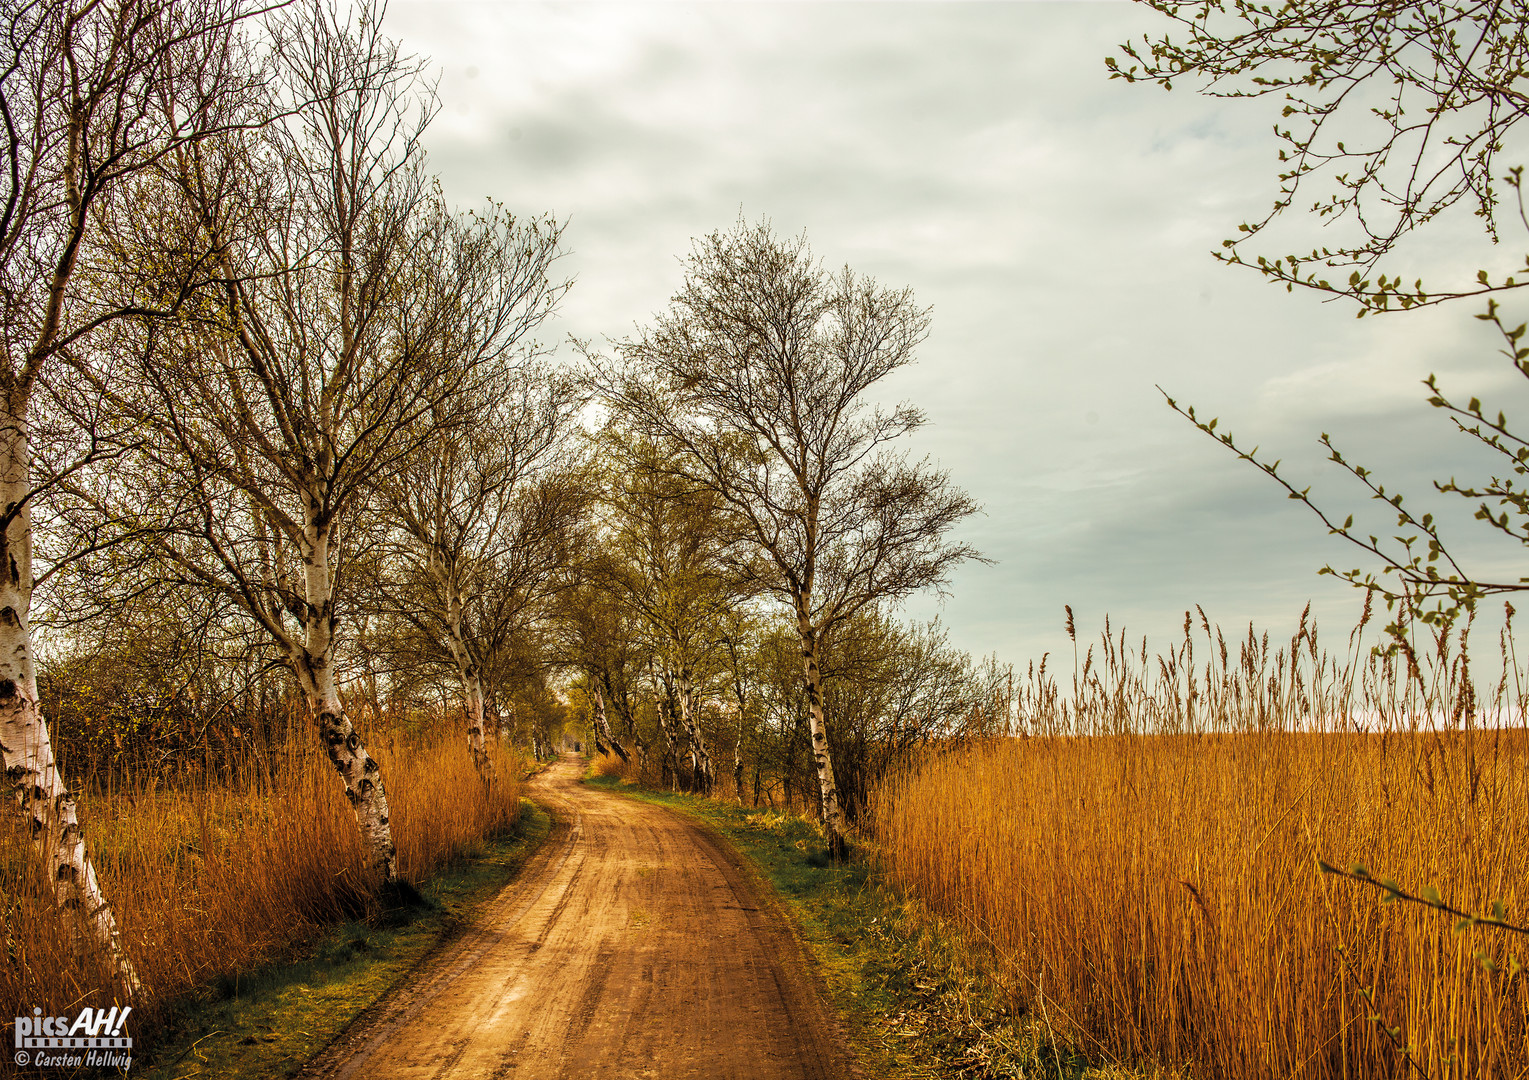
[136,801,552,1080]
[583,773,1107,1079]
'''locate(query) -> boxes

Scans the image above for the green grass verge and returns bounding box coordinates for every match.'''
[582,773,1106,1079]
[137,802,552,1080]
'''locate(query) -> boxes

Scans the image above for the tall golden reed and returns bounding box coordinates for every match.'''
[876,604,1528,1079]
[0,721,521,1030]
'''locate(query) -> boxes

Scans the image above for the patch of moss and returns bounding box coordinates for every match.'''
[138,803,551,1080]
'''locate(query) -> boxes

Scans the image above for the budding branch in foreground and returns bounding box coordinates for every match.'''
[1318,858,1529,943]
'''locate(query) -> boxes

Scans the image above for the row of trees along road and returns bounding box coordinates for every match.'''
[2,0,569,994]
[7,2,987,991]
[585,221,986,859]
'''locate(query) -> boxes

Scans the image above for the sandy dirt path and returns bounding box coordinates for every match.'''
[299,755,855,1080]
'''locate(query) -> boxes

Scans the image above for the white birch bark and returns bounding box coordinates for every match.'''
[723,632,748,801]
[590,683,628,764]
[612,687,646,771]
[442,591,494,781]
[673,669,714,795]
[796,609,847,859]
[294,515,397,882]
[732,696,746,802]
[459,666,492,779]
[0,408,140,993]
[654,671,681,789]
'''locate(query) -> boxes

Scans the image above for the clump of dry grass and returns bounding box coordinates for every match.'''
[875,605,1529,1080]
[0,722,522,1030]
[590,750,633,780]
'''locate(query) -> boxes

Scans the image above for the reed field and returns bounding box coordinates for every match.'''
[0,715,522,1032]
[875,604,1529,1079]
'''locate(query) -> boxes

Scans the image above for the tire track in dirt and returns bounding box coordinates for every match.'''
[300,755,854,1080]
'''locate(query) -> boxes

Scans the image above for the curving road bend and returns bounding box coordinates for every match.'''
[299,755,855,1080]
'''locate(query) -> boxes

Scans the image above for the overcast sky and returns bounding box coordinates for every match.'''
[384,1,1529,668]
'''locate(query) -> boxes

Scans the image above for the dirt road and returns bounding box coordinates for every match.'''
[300,756,855,1080]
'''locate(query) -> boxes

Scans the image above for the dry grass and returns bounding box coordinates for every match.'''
[875,605,1529,1080]
[0,722,522,1030]
[590,750,633,780]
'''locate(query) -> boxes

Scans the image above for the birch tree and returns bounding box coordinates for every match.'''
[719,607,764,801]
[0,0,262,990]
[592,219,984,858]
[113,0,473,885]
[552,570,649,769]
[380,362,586,779]
[817,612,980,820]
[583,431,742,792]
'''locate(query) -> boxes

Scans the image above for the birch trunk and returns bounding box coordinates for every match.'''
[459,665,493,781]
[614,690,647,771]
[585,688,604,754]
[726,656,748,801]
[654,675,680,790]
[295,516,398,882]
[732,704,745,803]
[674,670,714,795]
[590,683,628,763]
[442,597,494,782]
[0,407,141,993]
[795,609,847,860]
[724,638,748,801]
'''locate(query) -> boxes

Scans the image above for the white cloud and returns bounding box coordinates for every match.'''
[384,0,1529,665]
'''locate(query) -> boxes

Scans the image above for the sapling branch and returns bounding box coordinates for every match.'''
[1157,386,1518,625]
[1330,943,1436,1080]
[1318,859,1529,940]
[1112,3,1529,314]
